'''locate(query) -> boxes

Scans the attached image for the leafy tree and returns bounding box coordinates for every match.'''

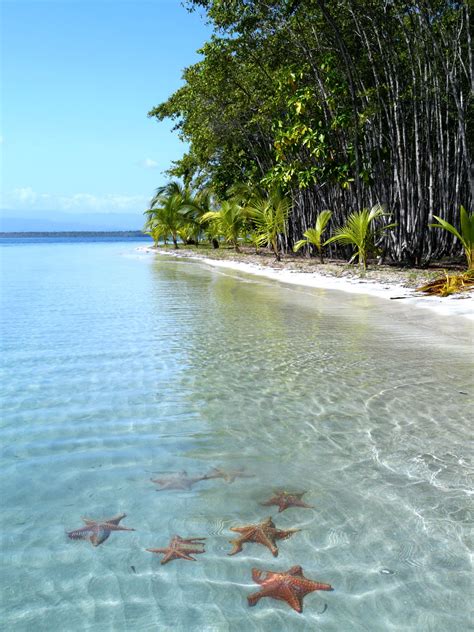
[149,0,472,264]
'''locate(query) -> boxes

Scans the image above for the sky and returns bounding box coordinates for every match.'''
[0,0,211,230]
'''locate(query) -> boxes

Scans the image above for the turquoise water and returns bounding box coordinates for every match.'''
[1,238,473,631]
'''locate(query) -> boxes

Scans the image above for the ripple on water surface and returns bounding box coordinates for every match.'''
[1,242,473,631]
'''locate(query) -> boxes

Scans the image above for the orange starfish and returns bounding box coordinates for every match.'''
[67,513,135,547]
[228,517,299,557]
[248,565,333,613]
[261,491,313,513]
[203,467,254,484]
[146,535,206,564]
[150,471,205,491]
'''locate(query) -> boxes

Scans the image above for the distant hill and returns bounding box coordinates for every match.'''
[0,211,145,232]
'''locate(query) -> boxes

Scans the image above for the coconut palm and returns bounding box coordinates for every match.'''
[324,204,395,269]
[201,200,248,251]
[144,192,185,249]
[293,210,332,263]
[431,206,474,270]
[181,187,221,248]
[144,180,201,248]
[246,188,291,261]
[145,224,167,247]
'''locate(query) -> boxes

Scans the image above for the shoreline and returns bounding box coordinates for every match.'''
[139,246,474,321]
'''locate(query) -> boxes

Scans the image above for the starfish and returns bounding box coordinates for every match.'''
[261,490,313,513]
[67,513,135,546]
[228,517,299,557]
[203,467,254,484]
[150,470,204,491]
[146,535,206,564]
[247,565,333,613]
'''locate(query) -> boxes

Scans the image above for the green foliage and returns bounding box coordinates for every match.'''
[293,210,332,262]
[431,206,474,270]
[324,205,395,269]
[201,200,248,251]
[246,188,291,260]
[144,181,198,248]
[149,0,471,264]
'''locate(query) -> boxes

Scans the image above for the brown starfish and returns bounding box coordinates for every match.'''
[150,470,204,491]
[261,491,313,513]
[146,535,206,564]
[67,513,135,546]
[203,467,254,484]
[228,517,299,557]
[248,565,333,613]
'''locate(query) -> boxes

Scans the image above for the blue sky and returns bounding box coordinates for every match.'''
[0,0,211,229]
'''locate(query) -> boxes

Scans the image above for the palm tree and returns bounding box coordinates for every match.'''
[144,180,201,249]
[324,204,395,269]
[144,192,184,249]
[246,188,291,261]
[144,224,167,247]
[431,206,474,270]
[181,187,220,248]
[293,210,332,263]
[201,200,248,251]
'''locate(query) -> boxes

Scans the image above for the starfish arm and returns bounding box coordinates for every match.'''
[67,526,94,540]
[146,548,168,554]
[292,499,314,509]
[175,551,197,561]
[230,525,253,534]
[276,528,300,540]
[277,586,303,613]
[287,565,304,576]
[304,580,333,592]
[179,537,206,544]
[255,531,279,556]
[91,531,110,546]
[160,551,176,564]
[102,514,126,525]
[251,568,264,584]
[102,523,135,532]
[227,539,243,556]
[247,589,265,607]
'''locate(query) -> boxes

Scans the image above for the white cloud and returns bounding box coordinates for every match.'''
[139,158,159,169]
[2,187,148,213]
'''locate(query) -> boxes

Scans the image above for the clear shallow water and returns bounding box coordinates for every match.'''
[1,239,473,632]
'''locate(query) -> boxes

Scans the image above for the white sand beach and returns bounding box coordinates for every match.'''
[139,247,474,321]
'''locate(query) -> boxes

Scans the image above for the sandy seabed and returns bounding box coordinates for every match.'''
[139,246,474,322]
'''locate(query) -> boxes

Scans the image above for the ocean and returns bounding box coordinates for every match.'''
[1,237,472,631]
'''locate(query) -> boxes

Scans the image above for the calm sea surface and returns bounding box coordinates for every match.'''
[1,238,473,631]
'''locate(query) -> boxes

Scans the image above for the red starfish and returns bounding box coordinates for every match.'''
[228,517,299,557]
[248,565,333,613]
[67,513,135,547]
[146,535,206,564]
[150,470,205,491]
[261,490,313,513]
